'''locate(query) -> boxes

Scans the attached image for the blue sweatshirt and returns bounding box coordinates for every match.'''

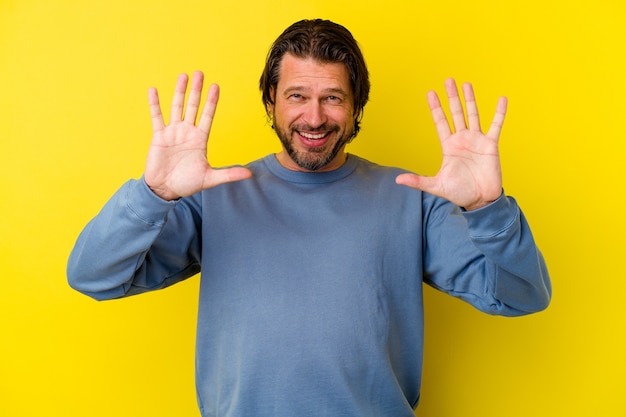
[67,154,551,417]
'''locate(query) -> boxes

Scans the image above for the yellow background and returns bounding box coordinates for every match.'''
[1,0,625,416]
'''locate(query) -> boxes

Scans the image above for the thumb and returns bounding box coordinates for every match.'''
[395,173,439,194]
[203,167,253,189]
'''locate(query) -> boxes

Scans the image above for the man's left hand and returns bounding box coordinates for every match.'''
[396,78,507,211]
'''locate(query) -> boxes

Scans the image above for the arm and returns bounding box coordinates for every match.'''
[67,71,251,299]
[398,79,550,315]
[422,192,551,316]
[67,178,202,300]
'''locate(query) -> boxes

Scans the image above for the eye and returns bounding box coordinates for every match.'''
[288,93,304,101]
[326,95,342,103]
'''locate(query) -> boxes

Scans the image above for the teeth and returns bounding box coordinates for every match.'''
[300,131,326,140]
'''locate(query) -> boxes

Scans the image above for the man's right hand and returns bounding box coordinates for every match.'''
[145,71,252,201]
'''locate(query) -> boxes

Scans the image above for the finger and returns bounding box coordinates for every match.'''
[184,71,204,125]
[148,87,165,132]
[197,83,220,135]
[427,90,452,140]
[462,82,481,132]
[445,78,467,132]
[170,73,189,124]
[486,96,508,139]
[204,167,253,189]
[395,173,440,195]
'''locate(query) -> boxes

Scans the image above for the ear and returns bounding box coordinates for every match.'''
[268,86,276,114]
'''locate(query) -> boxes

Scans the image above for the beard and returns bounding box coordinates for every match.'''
[274,122,355,171]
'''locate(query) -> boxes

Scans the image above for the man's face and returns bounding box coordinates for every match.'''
[269,53,355,172]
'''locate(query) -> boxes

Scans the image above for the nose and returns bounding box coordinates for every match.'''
[302,100,327,128]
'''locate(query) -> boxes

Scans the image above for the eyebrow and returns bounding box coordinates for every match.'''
[282,86,349,97]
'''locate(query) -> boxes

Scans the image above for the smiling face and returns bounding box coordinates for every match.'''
[269,53,356,172]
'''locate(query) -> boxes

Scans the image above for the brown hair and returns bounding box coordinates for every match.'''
[259,19,370,138]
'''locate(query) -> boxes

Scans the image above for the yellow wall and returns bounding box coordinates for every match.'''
[1,1,624,416]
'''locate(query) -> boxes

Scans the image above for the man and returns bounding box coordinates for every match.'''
[68,19,551,417]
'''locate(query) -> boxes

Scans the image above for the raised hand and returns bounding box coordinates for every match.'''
[396,79,508,211]
[144,71,252,201]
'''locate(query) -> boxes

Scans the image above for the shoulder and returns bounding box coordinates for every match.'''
[348,154,411,181]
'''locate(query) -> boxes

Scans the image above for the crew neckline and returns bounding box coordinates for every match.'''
[263,154,359,184]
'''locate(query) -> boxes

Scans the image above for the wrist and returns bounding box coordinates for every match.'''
[144,178,180,202]
[462,200,494,212]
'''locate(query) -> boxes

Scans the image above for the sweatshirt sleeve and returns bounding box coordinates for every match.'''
[67,177,202,301]
[422,191,551,316]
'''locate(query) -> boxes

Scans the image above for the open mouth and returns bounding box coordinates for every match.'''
[297,130,331,148]
[299,131,329,140]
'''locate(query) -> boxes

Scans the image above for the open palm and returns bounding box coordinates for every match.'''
[144,71,251,201]
[396,79,507,211]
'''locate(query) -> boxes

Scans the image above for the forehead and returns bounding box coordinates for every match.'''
[276,53,351,93]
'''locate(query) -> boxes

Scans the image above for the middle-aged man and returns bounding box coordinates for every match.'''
[68,18,551,417]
